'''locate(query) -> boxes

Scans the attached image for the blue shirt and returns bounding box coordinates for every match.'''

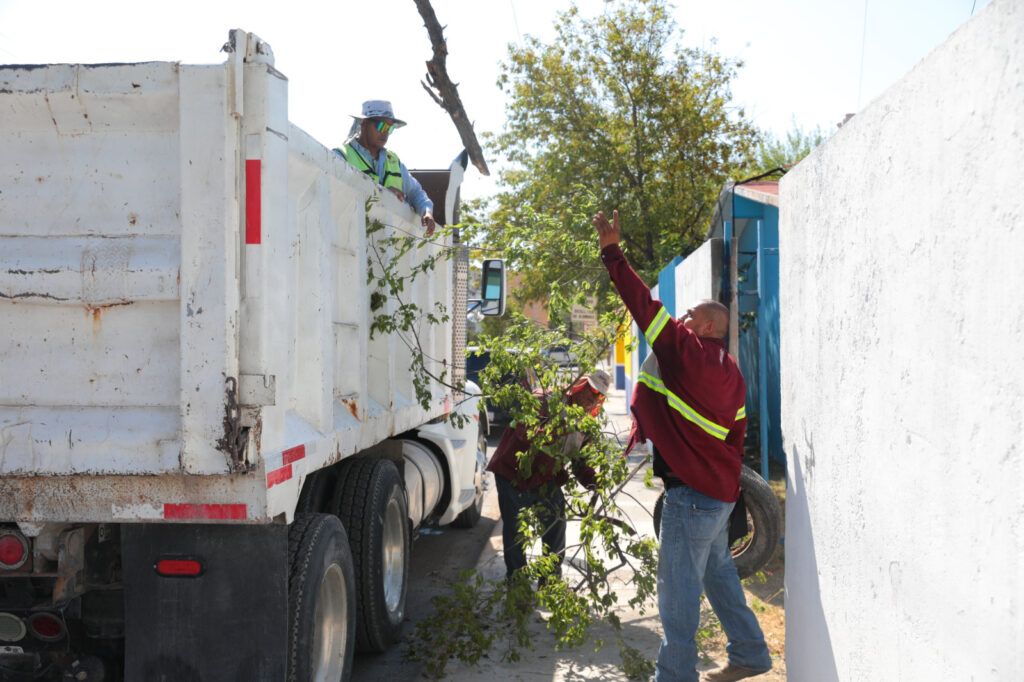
[337,138,434,216]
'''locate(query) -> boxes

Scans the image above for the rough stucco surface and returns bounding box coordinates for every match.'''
[779,1,1023,680]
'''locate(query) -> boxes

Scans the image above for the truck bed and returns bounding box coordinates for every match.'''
[0,32,453,524]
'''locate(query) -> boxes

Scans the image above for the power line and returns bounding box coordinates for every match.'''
[856,0,869,110]
[508,0,522,45]
[0,31,21,61]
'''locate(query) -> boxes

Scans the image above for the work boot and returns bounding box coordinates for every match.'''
[704,663,770,681]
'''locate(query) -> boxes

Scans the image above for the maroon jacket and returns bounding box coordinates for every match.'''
[601,244,746,502]
[485,390,598,491]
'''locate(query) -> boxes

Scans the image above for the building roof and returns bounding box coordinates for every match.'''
[734,181,780,207]
[706,179,781,240]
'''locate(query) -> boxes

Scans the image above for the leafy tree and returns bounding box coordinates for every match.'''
[471,0,758,306]
[748,120,826,175]
[397,2,762,674]
[366,194,656,676]
[407,307,659,679]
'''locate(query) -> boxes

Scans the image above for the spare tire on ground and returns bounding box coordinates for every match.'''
[652,464,782,580]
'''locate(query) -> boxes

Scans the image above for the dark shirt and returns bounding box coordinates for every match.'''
[485,391,598,491]
[601,244,746,502]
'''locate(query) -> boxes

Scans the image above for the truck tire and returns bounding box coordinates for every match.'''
[451,425,488,529]
[287,513,356,682]
[652,465,782,580]
[332,458,409,652]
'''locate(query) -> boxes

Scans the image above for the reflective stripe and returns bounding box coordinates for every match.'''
[644,306,671,346]
[736,405,746,420]
[637,371,731,440]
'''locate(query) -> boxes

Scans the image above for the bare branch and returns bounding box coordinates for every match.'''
[412,0,490,176]
[420,80,444,106]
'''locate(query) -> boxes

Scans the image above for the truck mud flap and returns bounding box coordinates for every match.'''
[122,523,288,681]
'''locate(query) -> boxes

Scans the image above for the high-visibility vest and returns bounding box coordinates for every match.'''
[340,142,403,191]
[636,340,744,442]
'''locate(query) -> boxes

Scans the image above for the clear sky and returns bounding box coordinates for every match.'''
[0,0,991,201]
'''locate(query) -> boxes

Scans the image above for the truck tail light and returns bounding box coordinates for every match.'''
[0,531,28,570]
[155,557,204,577]
[27,613,64,641]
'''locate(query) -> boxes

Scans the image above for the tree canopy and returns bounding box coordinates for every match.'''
[398,3,769,674]
[748,120,827,175]
[471,0,758,306]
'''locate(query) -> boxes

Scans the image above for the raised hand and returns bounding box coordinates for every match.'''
[591,209,620,249]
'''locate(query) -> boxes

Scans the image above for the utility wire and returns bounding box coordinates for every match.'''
[857,0,869,110]
[509,0,523,45]
[0,31,20,60]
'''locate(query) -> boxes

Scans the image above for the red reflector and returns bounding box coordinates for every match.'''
[27,614,63,641]
[0,535,26,569]
[281,445,305,465]
[155,559,204,577]
[245,159,262,244]
[163,503,247,520]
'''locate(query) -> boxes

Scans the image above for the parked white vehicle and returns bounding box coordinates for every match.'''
[0,30,501,680]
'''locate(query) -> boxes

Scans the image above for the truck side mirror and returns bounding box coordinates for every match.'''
[479,259,506,317]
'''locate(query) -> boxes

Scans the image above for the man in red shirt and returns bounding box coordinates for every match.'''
[486,370,610,583]
[592,210,771,682]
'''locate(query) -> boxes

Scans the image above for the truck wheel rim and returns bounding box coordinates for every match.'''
[383,496,405,613]
[312,564,348,682]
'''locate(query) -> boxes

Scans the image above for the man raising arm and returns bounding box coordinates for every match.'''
[592,210,771,682]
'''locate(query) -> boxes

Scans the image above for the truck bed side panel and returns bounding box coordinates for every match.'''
[0,50,453,523]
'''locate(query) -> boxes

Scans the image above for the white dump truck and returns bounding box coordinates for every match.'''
[0,30,503,680]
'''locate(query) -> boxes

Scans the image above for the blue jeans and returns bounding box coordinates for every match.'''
[494,474,566,581]
[655,485,772,682]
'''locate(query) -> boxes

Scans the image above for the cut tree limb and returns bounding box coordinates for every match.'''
[413,0,490,176]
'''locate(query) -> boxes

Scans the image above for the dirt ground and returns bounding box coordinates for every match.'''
[698,462,787,679]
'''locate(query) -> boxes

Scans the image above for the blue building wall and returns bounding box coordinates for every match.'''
[733,196,783,468]
[635,256,683,367]
[625,205,783,476]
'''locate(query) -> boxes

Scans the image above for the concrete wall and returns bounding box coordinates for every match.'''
[780,1,1023,680]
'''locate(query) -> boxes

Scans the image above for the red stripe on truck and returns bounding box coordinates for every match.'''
[266,465,292,489]
[282,444,305,465]
[164,504,247,520]
[245,159,261,244]
[265,444,305,489]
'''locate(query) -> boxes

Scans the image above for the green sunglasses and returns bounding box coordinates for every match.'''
[371,119,396,135]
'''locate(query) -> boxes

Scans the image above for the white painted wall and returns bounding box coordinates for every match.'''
[674,238,719,309]
[779,1,1024,680]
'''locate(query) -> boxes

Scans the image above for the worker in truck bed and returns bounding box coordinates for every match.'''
[592,209,772,682]
[335,99,436,235]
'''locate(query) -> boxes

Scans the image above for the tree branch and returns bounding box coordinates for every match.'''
[413,0,490,176]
